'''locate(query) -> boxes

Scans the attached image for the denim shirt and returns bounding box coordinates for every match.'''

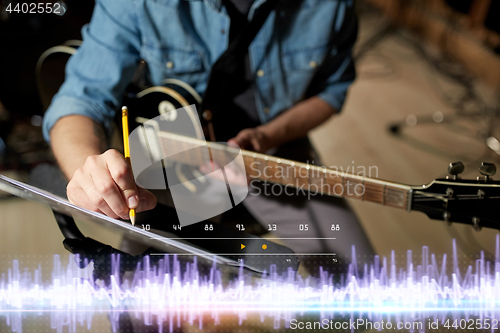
[43,0,357,142]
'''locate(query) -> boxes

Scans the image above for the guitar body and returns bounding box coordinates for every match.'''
[123,86,203,140]
[37,42,208,194]
[124,86,210,195]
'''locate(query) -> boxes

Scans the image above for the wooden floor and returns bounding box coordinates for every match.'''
[310,13,499,259]
[0,11,499,333]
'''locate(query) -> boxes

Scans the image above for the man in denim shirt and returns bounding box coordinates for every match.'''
[43,0,373,258]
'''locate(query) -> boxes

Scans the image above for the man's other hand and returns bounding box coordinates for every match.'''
[228,127,273,153]
[66,149,157,219]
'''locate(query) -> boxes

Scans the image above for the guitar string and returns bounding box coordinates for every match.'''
[156,135,410,206]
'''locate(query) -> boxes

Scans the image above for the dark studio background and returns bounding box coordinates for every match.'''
[0,0,94,172]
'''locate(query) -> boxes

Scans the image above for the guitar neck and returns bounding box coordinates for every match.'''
[242,151,411,210]
[154,131,412,211]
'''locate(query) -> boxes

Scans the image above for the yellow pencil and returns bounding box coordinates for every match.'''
[121,106,136,226]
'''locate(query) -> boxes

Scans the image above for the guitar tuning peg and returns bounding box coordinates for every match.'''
[479,162,496,178]
[448,161,464,179]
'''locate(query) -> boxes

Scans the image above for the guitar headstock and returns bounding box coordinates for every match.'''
[411,162,500,230]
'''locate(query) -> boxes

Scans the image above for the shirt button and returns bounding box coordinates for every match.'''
[309,60,317,68]
[263,107,270,114]
[166,61,174,69]
[221,29,226,34]
[256,69,265,77]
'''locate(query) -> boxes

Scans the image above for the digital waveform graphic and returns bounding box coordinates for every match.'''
[1,237,500,333]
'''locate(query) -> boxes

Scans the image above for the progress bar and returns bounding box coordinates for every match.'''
[149,237,337,240]
[149,253,338,256]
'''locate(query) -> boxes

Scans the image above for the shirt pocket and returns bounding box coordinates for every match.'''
[282,44,331,71]
[281,44,334,101]
[141,42,204,75]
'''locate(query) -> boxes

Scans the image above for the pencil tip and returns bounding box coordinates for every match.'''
[130,215,135,226]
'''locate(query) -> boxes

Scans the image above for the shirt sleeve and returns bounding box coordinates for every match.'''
[42,0,142,143]
[308,1,357,112]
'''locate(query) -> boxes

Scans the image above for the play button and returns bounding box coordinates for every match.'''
[241,244,246,250]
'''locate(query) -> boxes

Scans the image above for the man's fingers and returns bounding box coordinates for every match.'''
[227,140,240,149]
[136,187,157,212]
[230,131,252,150]
[67,186,108,217]
[72,172,121,219]
[83,156,130,218]
[66,150,158,220]
[227,138,241,148]
[250,137,262,152]
[104,150,139,209]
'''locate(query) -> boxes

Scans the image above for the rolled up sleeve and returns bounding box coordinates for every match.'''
[43,0,142,143]
[308,1,357,112]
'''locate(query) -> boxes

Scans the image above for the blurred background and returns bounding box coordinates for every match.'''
[0,0,499,274]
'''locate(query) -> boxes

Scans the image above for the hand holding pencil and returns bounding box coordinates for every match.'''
[121,106,136,225]
[65,109,157,222]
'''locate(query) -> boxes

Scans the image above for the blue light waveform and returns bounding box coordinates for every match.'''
[1,236,500,333]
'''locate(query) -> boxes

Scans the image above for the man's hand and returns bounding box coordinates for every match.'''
[67,149,157,219]
[228,127,274,153]
[228,97,337,153]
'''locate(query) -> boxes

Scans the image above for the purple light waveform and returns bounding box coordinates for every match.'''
[1,237,500,333]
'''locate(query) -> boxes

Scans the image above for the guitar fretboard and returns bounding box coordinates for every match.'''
[152,131,410,210]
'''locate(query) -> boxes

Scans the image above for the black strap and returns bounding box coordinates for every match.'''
[304,2,357,100]
[201,0,279,116]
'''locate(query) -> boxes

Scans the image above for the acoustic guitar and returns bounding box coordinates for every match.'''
[38,43,500,231]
